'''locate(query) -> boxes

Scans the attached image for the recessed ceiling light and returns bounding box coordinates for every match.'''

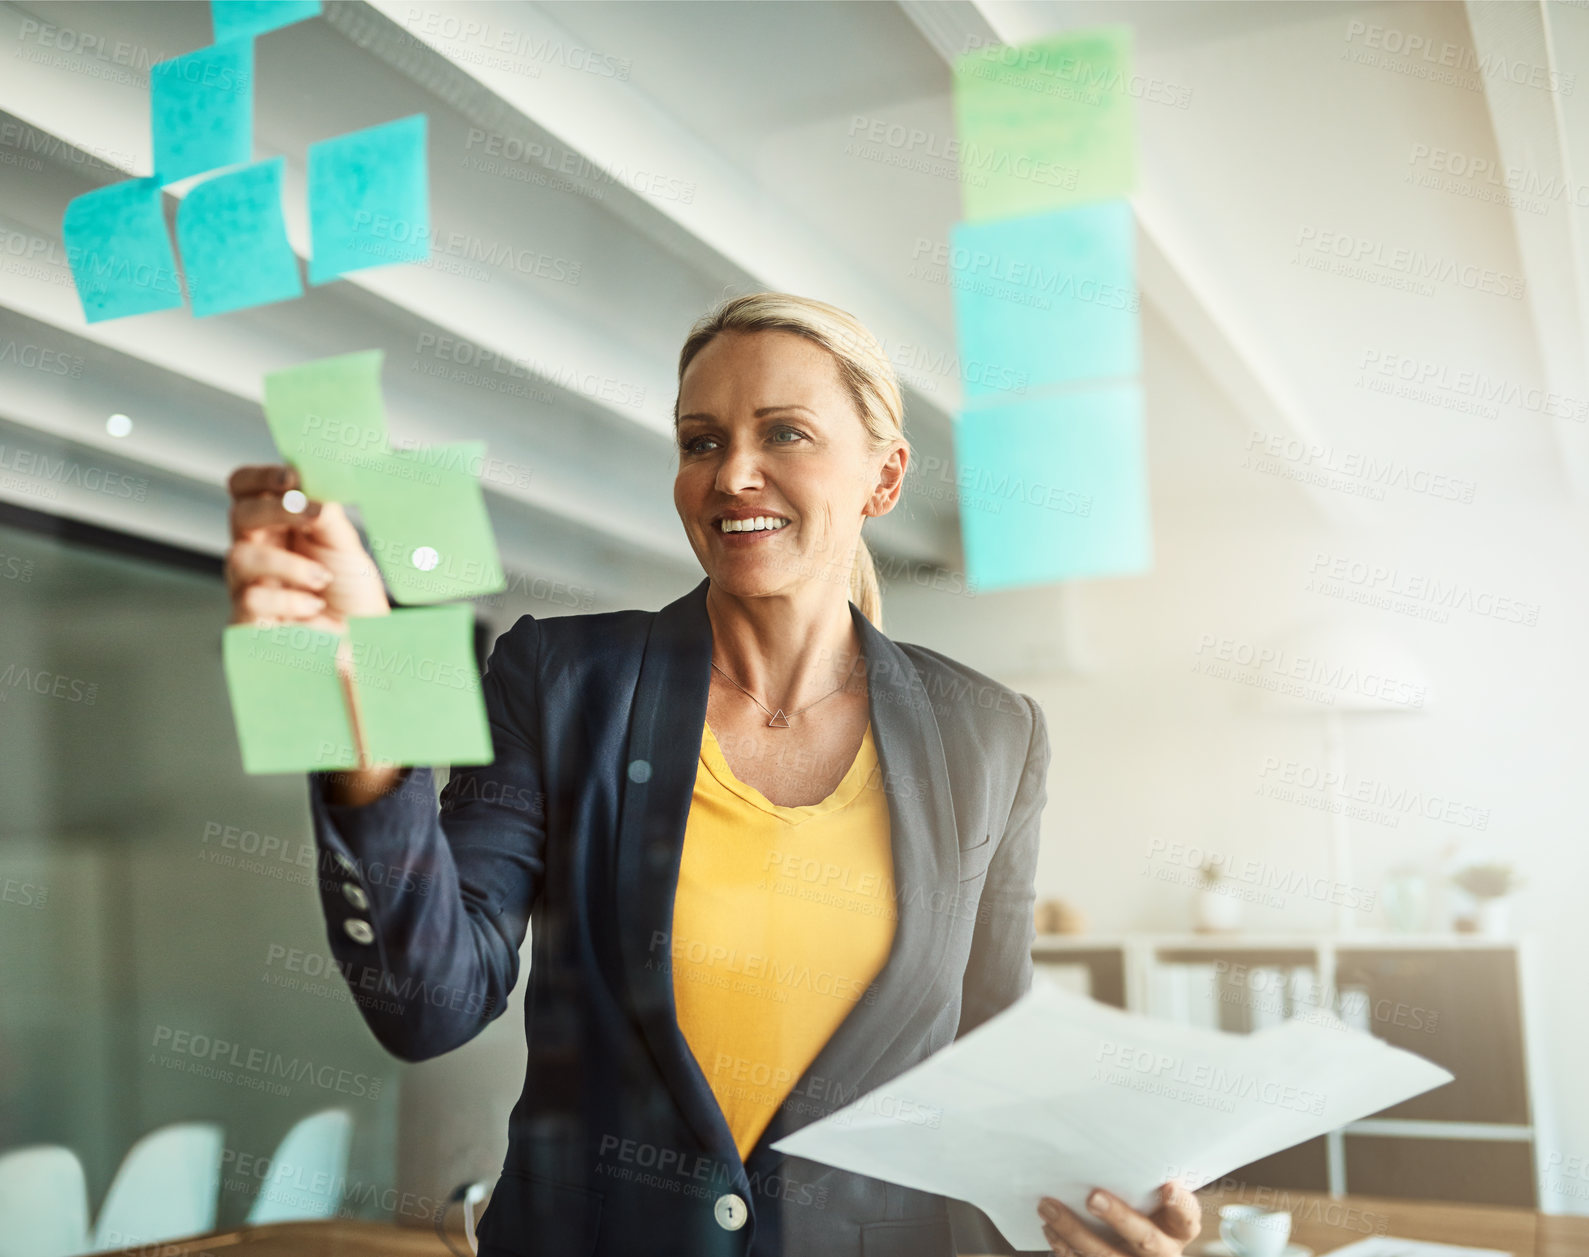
[106,414,132,437]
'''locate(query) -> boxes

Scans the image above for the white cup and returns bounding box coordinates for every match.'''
[1219,1205,1292,1257]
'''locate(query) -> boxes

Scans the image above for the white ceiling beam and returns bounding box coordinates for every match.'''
[351,0,959,430]
[1462,0,1588,498]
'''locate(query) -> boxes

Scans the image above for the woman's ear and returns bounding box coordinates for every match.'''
[864,444,909,518]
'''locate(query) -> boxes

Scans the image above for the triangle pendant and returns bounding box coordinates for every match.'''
[767,709,791,729]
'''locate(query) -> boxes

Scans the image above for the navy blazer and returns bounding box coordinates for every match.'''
[306,577,1052,1257]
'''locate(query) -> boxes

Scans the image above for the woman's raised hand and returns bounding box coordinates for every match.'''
[225,464,390,631]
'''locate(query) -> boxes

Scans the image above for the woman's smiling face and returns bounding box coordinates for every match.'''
[674,329,903,602]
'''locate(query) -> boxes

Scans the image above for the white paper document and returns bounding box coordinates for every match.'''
[1325,1239,1513,1257]
[770,982,1453,1252]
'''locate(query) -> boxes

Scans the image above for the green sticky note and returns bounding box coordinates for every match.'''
[222,623,359,773]
[354,441,506,604]
[955,381,1152,590]
[346,607,492,766]
[262,350,389,501]
[953,26,1137,221]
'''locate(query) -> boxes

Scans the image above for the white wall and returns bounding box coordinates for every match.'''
[885,303,1589,1212]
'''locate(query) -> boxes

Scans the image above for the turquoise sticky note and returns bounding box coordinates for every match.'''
[950,200,1137,401]
[62,178,185,323]
[263,350,389,501]
[353,441,506,604]
[307,114,429,284]
[177,158,303,317]
[222,623,359,773]
[346,607,493,767]
[151,38,253,183]
[953,25,1137,221]
[955,382,1151,589]
[212,0,322,41]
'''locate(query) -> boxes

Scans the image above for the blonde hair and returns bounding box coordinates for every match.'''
[674,292,909,629]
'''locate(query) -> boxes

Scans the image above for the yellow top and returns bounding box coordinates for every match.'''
[668,720,898,1161]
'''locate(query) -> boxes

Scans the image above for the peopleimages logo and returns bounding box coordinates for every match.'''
[1293,226,1525,299]
[1343,19,1574,95]
[1192,633,1427,710]
[151,1026,383,1099]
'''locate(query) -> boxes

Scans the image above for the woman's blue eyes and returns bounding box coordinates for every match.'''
[680,428,804,453]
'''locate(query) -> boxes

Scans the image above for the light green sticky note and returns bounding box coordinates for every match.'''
[953,26,1137,221]
[353,441,506,604]
[262,350,388,501]
[346,606,492,766]
[222,623,359,773]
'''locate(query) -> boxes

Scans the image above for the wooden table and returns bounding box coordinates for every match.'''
[1193,1189,1589,1257]
[101,1218,466,1255]
[100,1192,1589,1257]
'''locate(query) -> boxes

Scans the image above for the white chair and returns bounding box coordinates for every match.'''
[246,1108,353,1224]
[90,1121,223,1252]
[0,1145,90,1257]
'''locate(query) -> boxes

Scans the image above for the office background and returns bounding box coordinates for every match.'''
[0,0,1585,1245]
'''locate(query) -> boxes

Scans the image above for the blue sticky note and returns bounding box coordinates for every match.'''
[150,38,253,183]
[176,158,303,317]
[950,200,1138,400]
[212,0,322,41]
[955,382,1151,589]
[307,114,429,285]
[61,178,185,323]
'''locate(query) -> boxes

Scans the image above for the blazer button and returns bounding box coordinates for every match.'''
[713,1193,747,1231]
[343,919,375,945]
[341,883,370,911]
[332,851,359,875]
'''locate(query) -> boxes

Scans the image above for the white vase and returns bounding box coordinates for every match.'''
[1476,898,1511,937]
[1197,884,1243,932]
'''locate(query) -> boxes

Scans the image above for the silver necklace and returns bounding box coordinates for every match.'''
[710,659,858,728]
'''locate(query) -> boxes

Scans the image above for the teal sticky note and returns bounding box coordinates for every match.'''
[346,606,493,767]
[955,382,1151,589]
[62,178,185,323]
[212,0,322,41]
[263,350,389,501]
[151,38,253,183]
[950,200,1137,400]
[353,441,506,604]
[222,623,360,773]
[177,158,304,317]
[307,115,429,285]
[952,25,1137,221]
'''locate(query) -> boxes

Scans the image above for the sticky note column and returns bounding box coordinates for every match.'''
[949,27,1151,590]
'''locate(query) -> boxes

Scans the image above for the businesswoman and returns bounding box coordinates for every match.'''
[224,293,1201,1257]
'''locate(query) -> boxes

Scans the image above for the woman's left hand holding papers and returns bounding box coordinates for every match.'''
[1039,1183,1203,1257]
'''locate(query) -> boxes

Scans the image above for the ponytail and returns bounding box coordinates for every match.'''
[849,537,883,630]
